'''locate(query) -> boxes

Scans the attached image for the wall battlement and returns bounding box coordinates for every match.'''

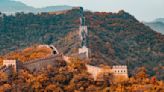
[112,65,128,79]
[112,65,127,69]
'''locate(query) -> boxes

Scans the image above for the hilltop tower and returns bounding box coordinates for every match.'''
[78,7,89,59]
[112,65,128,79]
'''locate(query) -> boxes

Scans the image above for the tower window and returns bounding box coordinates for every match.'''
[53,51,57,54]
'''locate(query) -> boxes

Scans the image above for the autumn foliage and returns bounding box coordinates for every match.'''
[0,57,164,92]
[0,45,52,65]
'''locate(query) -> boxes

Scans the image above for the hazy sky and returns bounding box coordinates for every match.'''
[15,0,164,22]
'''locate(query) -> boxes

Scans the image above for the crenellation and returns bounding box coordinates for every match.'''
[112,65,127,69]
[112,65,128,79]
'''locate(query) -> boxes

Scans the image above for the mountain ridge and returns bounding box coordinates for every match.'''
[155,18,164,23]
[145,18,164,34]
[0,0,72,14]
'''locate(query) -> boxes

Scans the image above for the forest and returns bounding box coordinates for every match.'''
[0,45,163,92]
[0,57,164,92]
[0,8,164,82]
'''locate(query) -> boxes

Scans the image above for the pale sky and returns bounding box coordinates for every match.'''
[15,0,164,22]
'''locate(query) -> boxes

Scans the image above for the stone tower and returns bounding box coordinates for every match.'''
[3,60,18,72]
[78,7,89,59]
[112,65,128,79]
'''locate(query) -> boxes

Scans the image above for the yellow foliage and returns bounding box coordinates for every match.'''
[2,45,52,62]
[0,72,8,82]
[0,84,11,92]
[45,84,63,92]
[0,57,3,65]
[68,57,87,72]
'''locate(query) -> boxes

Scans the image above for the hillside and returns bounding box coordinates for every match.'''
[0,9,164,80]
[0,9,80,54]
[54,10,164,79]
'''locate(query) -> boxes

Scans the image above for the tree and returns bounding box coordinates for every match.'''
[0,72,8,84]
[134,67,148,82]
[45,84,63,92]
[68,57,87,73]
[0,84,12,92]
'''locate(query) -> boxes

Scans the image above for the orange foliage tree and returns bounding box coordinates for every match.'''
[2,45,52,62]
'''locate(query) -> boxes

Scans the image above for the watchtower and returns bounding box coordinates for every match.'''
[3,60,18,72]
[112,65,128,79]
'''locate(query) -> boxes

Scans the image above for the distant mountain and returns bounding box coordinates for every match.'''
[0,0,72,14]
[155,18,164,23]
[37,6,73,12]
[144,18,164,34]
[0,0,34,13]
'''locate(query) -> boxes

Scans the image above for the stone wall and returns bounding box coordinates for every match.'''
[0,65,6,72]
[79,46,89,59]
[86,64,102,80]
[0,65,13,75]
[22,55,66,72]
[86,65,128,81]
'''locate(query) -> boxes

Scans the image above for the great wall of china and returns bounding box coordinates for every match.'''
[22,55,65,71]
[0,7,129,81]
[0,54,65,72]
[0,44,129,81]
